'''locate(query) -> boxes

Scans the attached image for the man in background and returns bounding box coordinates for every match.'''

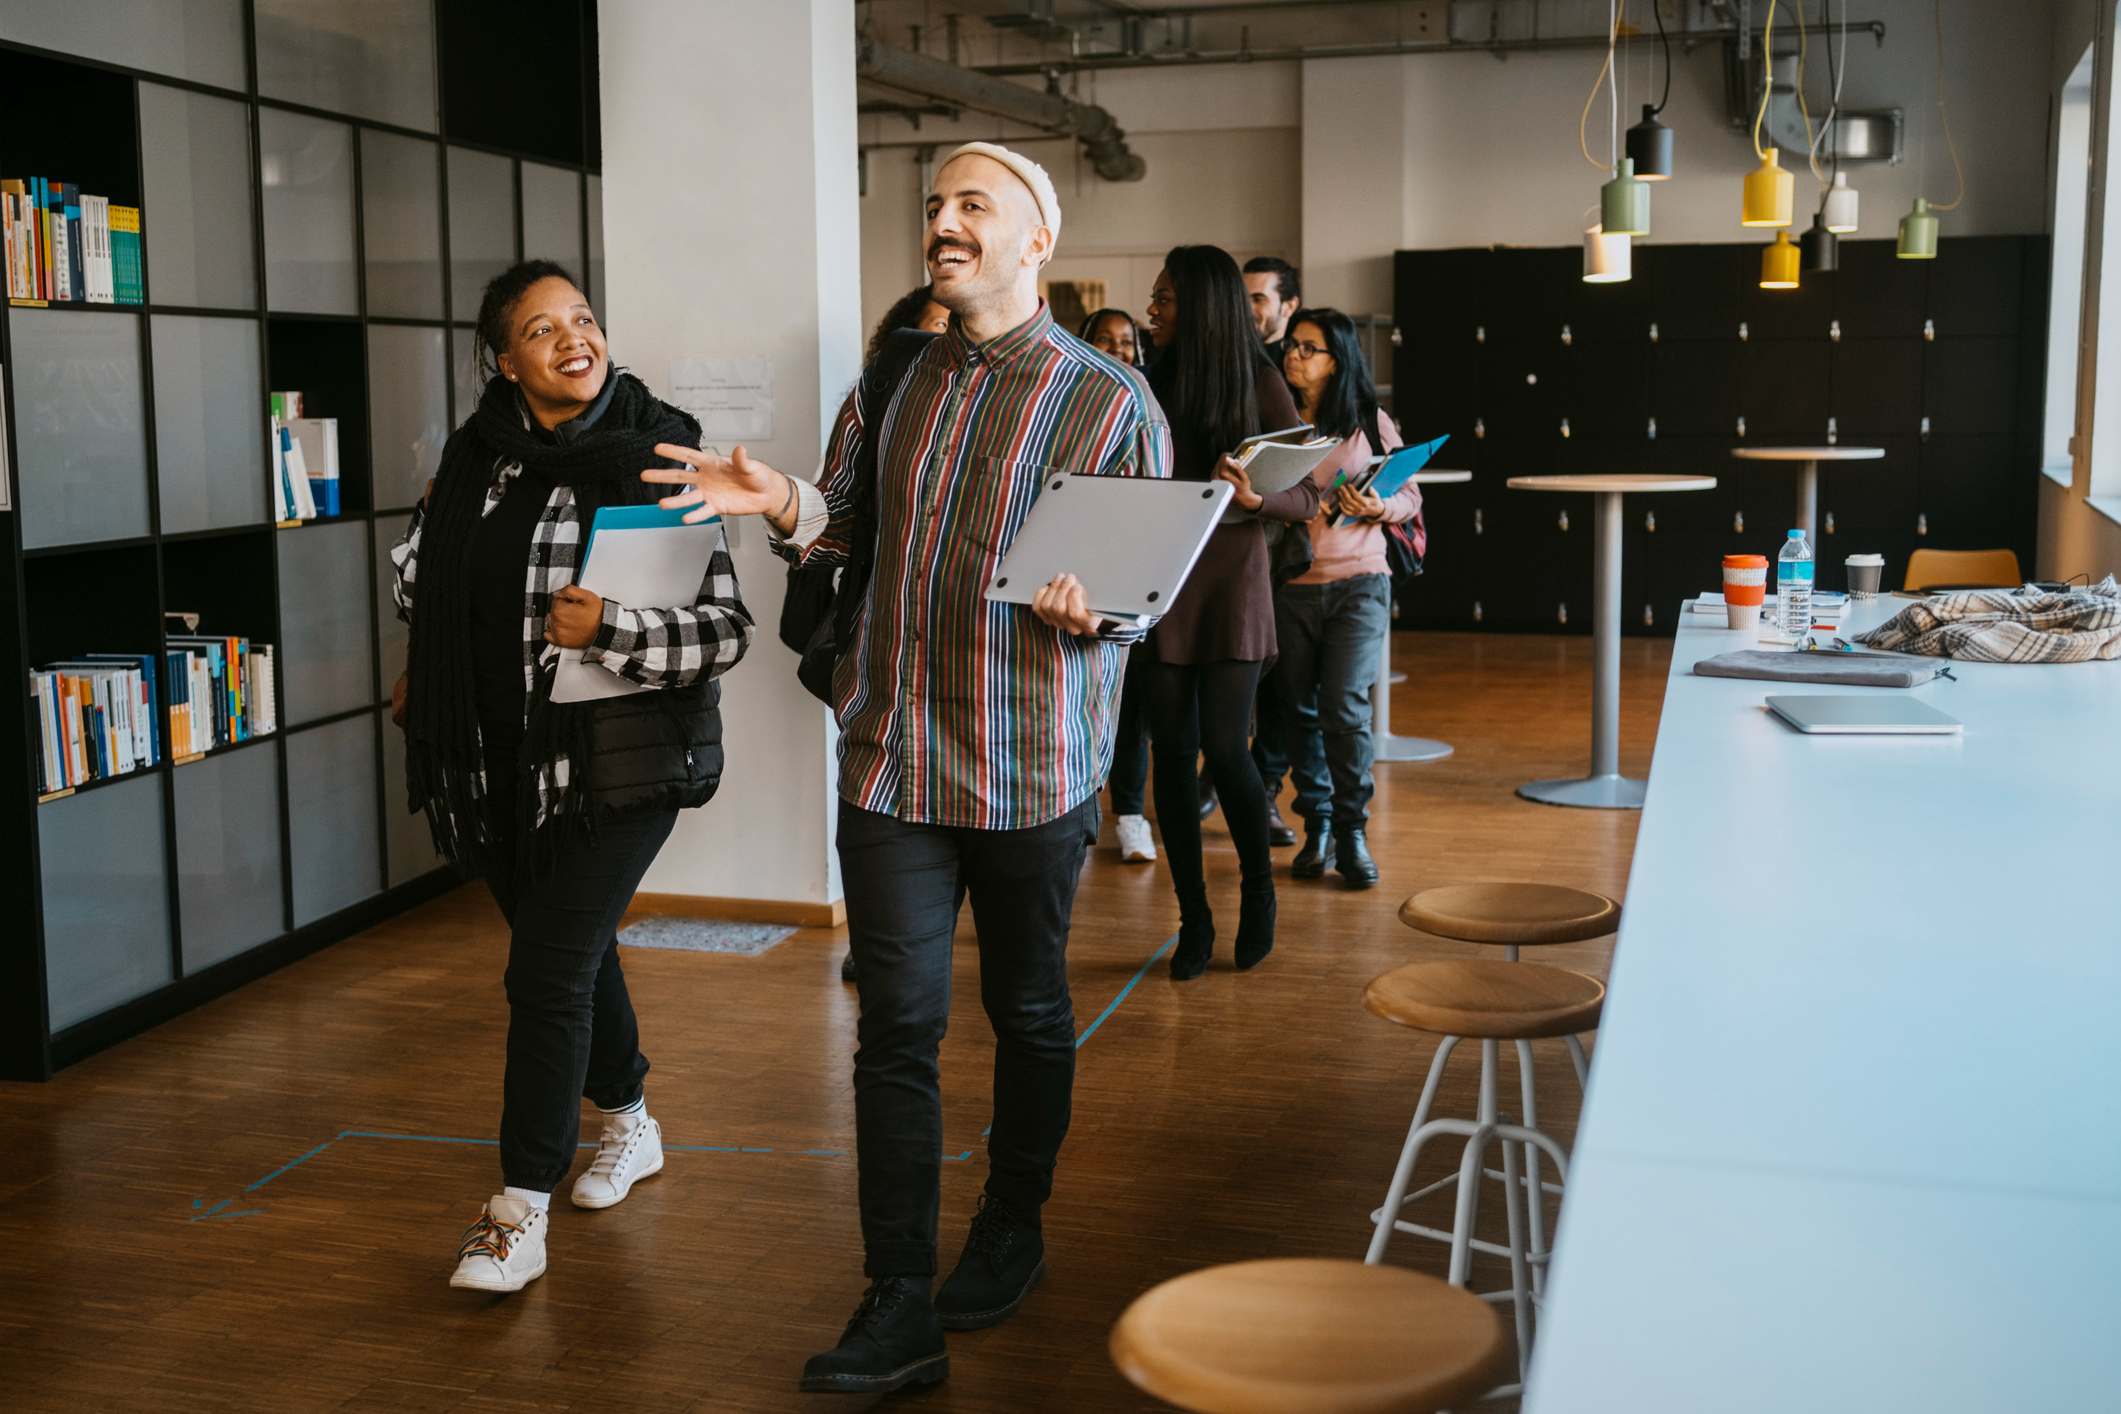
[1243,255,1302,365]
[1243,254,1305,846]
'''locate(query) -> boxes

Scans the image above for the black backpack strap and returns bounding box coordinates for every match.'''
[854,328,938,509]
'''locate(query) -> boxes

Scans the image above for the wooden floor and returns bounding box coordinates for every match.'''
[0,632,1671,1413]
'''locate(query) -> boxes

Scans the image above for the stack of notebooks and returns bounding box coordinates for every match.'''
[269,390,342,521]
[166,637,277,758]
[30,656,161,794]
[1,178,143,304]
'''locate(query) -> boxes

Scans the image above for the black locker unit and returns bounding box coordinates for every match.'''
[1392,238,2046,638]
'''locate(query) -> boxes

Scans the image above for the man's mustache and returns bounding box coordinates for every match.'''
[928,238,980,260]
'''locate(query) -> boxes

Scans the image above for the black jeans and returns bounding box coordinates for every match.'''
[1109,649,1151,817]
[486,779,675,1194]
[1147,659,1273,903]
[838,796,1097,1278]
[1251,662,1300,797]
[1274,575,1391,825]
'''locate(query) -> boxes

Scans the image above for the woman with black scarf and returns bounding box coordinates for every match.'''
[389,260,754,1294]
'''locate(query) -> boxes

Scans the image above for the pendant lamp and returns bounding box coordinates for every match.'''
[1760,231,1800,290]
[1896,197,1939,259]
[1625,105,1674,181]
[1800,212,1839,273]
[1742,149,1794,228]
[1601,157,1650,237]
[1822,171,1859,232]
[1583,221,1631,283]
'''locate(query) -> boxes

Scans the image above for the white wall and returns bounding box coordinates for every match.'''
[602,0,857,907]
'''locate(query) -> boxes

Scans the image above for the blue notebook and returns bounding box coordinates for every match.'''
[1326,433,1449,525]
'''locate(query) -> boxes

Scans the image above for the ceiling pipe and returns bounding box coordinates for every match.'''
[969,21,1883,78]
[856,34,1148,181]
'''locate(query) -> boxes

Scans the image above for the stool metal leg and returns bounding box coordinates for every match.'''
[1365,1035,1459,1264]
[1499,1111,1533,1380]
[1446,1041,1501,1287]
[1515,1039,1549,1298]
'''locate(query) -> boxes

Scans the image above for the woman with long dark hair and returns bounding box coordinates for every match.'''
[1276,308,1420,890]
[1142,245,1316,978]
[390,259,754,1294]
[867,283,951,363]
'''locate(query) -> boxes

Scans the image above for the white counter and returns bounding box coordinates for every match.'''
[1524,596,2121,1411]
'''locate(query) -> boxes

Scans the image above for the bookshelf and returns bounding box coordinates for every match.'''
[0,0,605,1081]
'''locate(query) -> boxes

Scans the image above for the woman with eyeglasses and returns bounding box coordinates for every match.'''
[1141,245,1316,980]
[1275,308,1421,891]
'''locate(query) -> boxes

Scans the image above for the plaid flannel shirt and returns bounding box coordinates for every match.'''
[1854,576,2121,663]
[391,456,754,825]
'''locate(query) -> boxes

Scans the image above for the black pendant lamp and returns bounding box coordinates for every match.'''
[1626,105,1674,181]
[1800,210,1839,273]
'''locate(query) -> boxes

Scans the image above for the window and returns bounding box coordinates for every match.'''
[2047,44,2094,484]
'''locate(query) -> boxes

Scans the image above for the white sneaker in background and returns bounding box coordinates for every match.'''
[570,1110,664,1210]
[1117,814,1157,863]
[449,1194,548,1293]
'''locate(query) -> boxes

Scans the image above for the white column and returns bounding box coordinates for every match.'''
[600,0,860,912]
[1299,55,1408,315]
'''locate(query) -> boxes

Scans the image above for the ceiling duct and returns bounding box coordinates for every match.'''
[1728,48,1903,165]
[855,34,1148,182]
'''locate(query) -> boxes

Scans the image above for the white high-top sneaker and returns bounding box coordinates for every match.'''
[1116,814,1157,863]
[449,1194,548,1293]
[570,1109,664,1210]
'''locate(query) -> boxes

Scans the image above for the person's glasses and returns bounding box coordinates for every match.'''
[1289,342,1330,360]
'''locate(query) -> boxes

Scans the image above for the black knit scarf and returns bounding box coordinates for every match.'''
[404,368,700,874]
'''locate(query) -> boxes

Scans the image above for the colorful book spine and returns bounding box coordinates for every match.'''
[109,205,142,304]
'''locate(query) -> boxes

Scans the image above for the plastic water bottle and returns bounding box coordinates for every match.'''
[1777,529,1815,638]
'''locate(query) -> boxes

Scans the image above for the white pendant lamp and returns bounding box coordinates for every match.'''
[1822,171,1859,232]
[1584,221,1632,283]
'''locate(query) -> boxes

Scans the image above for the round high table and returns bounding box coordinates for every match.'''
[1728,445,1884,541]
[1373,470,1474,762]
[1505,473,1717,809]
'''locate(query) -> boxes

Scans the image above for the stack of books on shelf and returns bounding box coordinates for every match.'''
[166,635,277,759]
[1,178,142,304]
[31,655,160,795]
[269,390,342,521]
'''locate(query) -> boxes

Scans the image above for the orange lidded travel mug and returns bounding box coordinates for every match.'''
[1722,554,1768,634]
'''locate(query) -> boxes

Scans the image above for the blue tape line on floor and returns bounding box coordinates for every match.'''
[192,930,1175,1222]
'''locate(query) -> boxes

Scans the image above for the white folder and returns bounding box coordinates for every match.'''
[551,505,725,704]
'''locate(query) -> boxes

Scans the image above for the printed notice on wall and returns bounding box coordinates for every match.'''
[670,357,774,441]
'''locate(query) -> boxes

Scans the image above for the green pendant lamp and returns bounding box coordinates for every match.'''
[1897,197,1939,259]
[1601,157,1650,237]
[1760,231,1800,290]
[1742,149,1794,228]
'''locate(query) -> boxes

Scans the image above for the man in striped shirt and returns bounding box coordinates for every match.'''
[643,143,1170,1393]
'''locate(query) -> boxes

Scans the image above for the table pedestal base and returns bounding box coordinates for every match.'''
[1517,774,1645,810]
[1377,734,1453,763]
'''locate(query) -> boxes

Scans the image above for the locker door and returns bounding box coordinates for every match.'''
[1829,338,1924,440]
[1650,340,1743,440]
[1925,237,2026,339]
[1834,238,1930,339]
[1649,244,1749,342]
[1820,434,1918,589]
[1922,337,2021,439]
[1742,340,1831,444]
[1917,435,2022,552]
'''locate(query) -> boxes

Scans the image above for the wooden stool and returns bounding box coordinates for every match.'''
[1400,882,1620,956]
[1110,1258,1511,1413]
[1362,960,1604,1393]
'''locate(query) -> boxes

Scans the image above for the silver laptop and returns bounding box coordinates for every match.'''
[986,474,1235,621]
[1766,695,1963,735]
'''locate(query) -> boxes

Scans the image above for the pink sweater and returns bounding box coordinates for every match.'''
[1289,413,1423,586]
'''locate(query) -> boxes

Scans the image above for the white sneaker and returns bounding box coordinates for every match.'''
[571,1109,664,1210]
[449,1195,548,1293]
[1117,814,1158,863]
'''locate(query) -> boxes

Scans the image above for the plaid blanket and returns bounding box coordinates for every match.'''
[1853,576,2121,663]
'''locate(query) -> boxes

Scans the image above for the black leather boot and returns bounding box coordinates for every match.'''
[799,1277,949,1394]
[1290,819,1335,880]
[935,1195,1047,1330]
[839,949,858,984]
[1264,798,1297,847]
[1170,893,1214,981]
[1335,826,1379,890]
[1234,881,1278,970]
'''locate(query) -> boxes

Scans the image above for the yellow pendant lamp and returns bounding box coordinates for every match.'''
[1740,0,1794,228]
[1760,231,1801,289]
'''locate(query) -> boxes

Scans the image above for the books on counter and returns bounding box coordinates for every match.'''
[29,639,277,797]
[269,391,341,521]
[1,177,141,304]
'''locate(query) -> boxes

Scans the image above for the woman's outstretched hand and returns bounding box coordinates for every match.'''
[640,444,797,530]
